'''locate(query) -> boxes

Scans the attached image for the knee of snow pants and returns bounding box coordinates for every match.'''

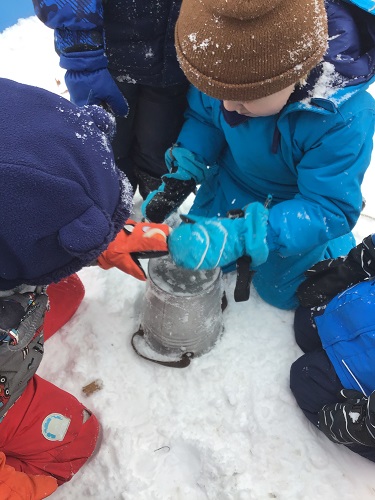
[290,349,344,426]
[0,375,100,485]
[44,274,85,341]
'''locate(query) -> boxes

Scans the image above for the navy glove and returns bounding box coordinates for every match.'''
[297,234,375,307]
[319,389,375,447]
[168,202,269,270]
[56,28,128,117]
[142,147,215,223]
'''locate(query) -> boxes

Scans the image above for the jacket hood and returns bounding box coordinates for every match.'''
[290,0,375,111]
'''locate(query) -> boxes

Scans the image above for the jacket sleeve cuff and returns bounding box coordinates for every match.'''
[55,28,104,54]
[59,49,108,71]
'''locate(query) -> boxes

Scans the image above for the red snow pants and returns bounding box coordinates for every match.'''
[0,274,100,485]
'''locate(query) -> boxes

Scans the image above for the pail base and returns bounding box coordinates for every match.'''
[131,327,194,368]
[144,327,223,359]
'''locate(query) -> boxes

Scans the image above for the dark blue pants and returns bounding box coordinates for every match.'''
[111,82,189,198]
[291,306,375,462]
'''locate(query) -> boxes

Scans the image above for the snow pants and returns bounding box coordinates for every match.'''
[0,275,100,484]
[290,306,375,463]
[190,174,355,310]
[112,82,189,198]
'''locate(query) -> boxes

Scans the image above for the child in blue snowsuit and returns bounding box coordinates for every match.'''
[291,234,375,462]
[32,0,188,198]
[143,0,375,310]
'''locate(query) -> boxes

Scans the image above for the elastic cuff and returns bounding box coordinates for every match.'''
[60,49,108,71]
[55,28,104,54]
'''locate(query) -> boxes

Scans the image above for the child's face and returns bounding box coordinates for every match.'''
[223,84,295,117]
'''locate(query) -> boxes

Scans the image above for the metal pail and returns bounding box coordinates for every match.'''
[141,255,223,357]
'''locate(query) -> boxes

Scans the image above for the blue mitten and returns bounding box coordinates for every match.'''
[56,29,128,116]
[65,63,129,116]
[168,202,269,270]
[142,147,214,223]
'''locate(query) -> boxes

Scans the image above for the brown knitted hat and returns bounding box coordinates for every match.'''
[175,0,328,101]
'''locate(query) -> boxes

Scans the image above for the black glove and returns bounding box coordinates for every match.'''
[319,389,375,446]
[142,176,196,223]
[141,146,212,223]
[297,234,375,307]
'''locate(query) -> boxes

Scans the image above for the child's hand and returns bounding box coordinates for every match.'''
[142,175,196,223]
[97,220,170,280]
[142,146,211,223]
[318,389,375,447]
[0,452,57,499]
[168,202,269,270]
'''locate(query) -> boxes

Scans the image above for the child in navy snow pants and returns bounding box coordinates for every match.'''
[290,305,375,463]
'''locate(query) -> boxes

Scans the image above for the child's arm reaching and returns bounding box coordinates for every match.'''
[142,87,226,223]
[97,220,170,280]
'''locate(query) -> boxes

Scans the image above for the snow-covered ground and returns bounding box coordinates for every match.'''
[1,16,375,500]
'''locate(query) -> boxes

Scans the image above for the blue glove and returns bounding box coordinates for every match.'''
[168,202,269,270]
[142,147,214,223]
[61,50,129,116]
[56,27,129,117]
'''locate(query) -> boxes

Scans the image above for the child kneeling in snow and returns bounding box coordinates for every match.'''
[143,0,375,310]
[290,235,375,462]
[0,77,169,498]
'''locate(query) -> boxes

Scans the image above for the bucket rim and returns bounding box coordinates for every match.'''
[147,257,222,298]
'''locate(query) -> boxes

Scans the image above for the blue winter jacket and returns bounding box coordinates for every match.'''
[177,0,375,259]
[315,278,375,396]
[32,0,186,86]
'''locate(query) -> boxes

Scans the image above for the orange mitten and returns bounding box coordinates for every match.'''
[97,219,170,280]
[0,452,58,499]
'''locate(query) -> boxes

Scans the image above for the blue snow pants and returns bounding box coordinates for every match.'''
[290,306,375,463]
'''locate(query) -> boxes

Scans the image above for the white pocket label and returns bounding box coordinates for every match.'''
[42,413,71,441]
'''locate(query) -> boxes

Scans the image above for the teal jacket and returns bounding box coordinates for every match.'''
[176,0,375,260]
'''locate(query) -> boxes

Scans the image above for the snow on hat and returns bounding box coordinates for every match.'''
[0,78,133,290]
[175,0,328,100]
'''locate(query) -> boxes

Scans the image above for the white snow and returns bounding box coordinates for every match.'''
[1,15,375,500]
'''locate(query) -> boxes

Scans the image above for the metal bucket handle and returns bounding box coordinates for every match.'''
[131,327,194,368]
[131,292,228,368]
